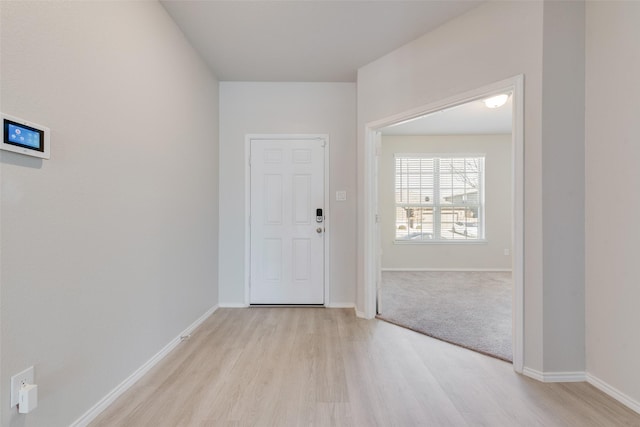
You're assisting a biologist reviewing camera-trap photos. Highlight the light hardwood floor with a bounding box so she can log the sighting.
[91,308,640,426]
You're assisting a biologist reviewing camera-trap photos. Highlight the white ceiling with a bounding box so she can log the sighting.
[160,1,482,82]
[382,96,512,136]
[160,1,501,135]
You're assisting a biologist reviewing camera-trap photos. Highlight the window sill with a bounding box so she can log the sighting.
[394,239,488,245]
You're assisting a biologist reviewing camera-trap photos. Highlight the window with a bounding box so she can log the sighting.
[395,154,485,242]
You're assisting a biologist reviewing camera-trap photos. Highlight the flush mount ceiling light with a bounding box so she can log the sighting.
[483,93,509,108]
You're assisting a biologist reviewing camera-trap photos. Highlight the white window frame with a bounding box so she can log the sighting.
[394,153,486,244]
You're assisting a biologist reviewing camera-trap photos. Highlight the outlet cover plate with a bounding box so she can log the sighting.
[10,366,34,408]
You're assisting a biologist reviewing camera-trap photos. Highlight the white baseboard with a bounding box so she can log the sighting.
[513,368,640,415]
[70,305,218,427]
[381,268,512,272]
[326,303,355,308]
[355,308,367,318]
[522,367,586,383]
[218,302,248,308]
[220,303,355,309]
[587,373,640,415]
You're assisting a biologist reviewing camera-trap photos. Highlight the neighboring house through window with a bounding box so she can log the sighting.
[394,154,485,242]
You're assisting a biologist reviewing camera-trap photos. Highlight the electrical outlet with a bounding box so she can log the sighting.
[11,366,34,408]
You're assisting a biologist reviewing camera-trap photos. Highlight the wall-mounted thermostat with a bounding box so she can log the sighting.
[1,113,50,159]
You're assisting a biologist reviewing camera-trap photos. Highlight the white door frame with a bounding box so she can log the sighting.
[245,134,331,306]
[363,75,525,373]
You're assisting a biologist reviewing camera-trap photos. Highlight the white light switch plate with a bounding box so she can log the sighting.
[11,366,34,408]
[336,190,347,201]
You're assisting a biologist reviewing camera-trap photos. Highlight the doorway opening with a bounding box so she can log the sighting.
[363,76,524,372]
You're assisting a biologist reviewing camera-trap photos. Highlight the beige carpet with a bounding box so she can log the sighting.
[378,271,512,362]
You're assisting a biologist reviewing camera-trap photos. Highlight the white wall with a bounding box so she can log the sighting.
[380,135,512,270]
[0,2,219,426]
[357,1,586,374]
[219,82,356,306]
[540,0,586,376]
[586,1,640,408]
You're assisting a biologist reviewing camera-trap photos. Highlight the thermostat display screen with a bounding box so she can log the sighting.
[1,113,50,159]
[4,120,43,151]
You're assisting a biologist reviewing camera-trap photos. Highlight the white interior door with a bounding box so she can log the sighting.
[250,138,325,304]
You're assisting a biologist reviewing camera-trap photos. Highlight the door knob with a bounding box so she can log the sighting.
[316,227,323,234]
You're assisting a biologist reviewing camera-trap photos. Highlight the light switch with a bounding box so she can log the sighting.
[336,190,347,201]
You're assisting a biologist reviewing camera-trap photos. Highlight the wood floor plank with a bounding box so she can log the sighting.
[91,308,640,426]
